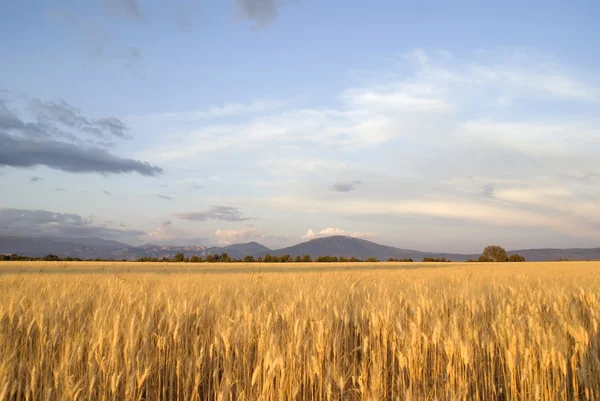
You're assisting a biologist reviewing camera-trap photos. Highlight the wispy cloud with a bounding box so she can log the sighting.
[0,208,144,240]
[302,227,378,240]
[135,49,600,244]
[176,206,250,222]
[153,194,173,201]
[29,176,43,183]
[102,0,144,20]
[331,180,362,193]
[234,0,294,28]
[215,228,264,245]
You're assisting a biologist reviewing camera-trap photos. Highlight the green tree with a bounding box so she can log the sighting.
[263,254,277,263]
[173,253,185,263]
[301,254,312,263]
[220,253,231,263]
[365,257,379,263]
[278,254,292,263]
[507,254,525,262]
[481,245,508,262]
[294,255,301,262]
[243,255,255,263]
[190,255,202,263]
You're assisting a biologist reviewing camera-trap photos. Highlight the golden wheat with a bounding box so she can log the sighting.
[0,261,599,400]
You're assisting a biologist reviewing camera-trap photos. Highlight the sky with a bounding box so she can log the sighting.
[1,0,600,252]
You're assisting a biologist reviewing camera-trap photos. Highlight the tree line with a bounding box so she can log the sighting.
[1,245,526,263]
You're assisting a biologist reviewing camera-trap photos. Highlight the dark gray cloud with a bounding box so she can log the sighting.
[102,0,144,20]
[483,185,495,198]
[236,0,293,27]
[115,47,143,67]
[0,98,162,176]
[153,194,173,201]
[0,208,145,239]
[330,180,362,193]
[30,98,129,139]
[0,101,25,130]
[176,206,251,222]
[49,11,143,68]
[191,183,203,189]
[173,1,202,31]
[0,132,162,176]
[103,190,112,195]
[29,176,43,183]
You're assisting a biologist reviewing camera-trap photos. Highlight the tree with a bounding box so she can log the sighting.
[173,253,185,263]
[263,254,277,263]
[243,255,255,263]
[477,255,490,262]
[42,254,60,261]
[481,245,508,262]
[278,254,292,263]
[294,255,301,262]
[507,254,525,262]
[301,254,312,263]
[220,253,231,263]
[205,254,215,263]
[365,257,379,263]
[190,255,202,263]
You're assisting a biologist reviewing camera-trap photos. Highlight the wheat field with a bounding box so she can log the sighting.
[1,261,599,400]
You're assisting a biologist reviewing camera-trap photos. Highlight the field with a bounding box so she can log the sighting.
[1,261,599,400]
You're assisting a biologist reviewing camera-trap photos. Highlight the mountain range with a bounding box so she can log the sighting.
[1,235,599,261]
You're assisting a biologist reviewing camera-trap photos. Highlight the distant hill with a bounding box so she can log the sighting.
[0,236,130,260]
[1,234,599,261]
[0,236,272,260]
[261,236,477,261]
[508,248,600,262]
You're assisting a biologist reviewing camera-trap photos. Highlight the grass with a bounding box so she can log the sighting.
[0,261,599,400]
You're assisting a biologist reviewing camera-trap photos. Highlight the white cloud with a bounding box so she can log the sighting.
[146,220,188,241]
[264,195,600,240]
[132,49,600,245]
[215,228,264,245]
[147,99,285,121]
[302,227,378,240]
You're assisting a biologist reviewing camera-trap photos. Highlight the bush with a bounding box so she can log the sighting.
[507,254,525,262]
[301,254,313,263]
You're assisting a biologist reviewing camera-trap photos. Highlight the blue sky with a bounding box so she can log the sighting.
[1,0,599,252]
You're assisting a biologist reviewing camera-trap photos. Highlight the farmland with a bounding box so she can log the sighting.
[1,261,599,400]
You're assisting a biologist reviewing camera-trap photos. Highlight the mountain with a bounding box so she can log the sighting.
[1,234,599,261]
[0,236,130,260]
[0,236,271,260]
[262,236,477,261]
[508,248,600,262]
[221,242,271,257]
